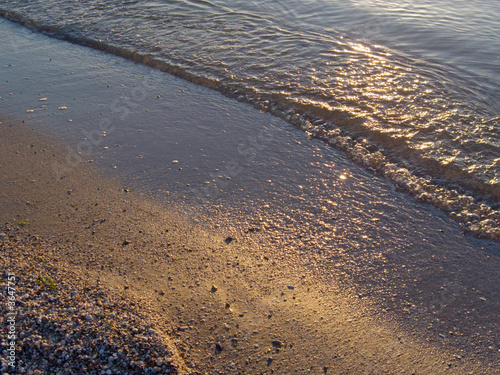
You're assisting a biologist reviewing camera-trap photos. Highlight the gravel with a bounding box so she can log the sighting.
[0,229,191,375]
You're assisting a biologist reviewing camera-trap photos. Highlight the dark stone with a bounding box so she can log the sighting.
[215,342,223,354]
[271,340,282,348]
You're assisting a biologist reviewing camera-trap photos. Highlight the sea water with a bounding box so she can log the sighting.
[1,0,499,240]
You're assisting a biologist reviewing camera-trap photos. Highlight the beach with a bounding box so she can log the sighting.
[1,120,498,374]
[1,11,500,375]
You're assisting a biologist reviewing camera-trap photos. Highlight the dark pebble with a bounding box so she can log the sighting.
[215,342,223,354]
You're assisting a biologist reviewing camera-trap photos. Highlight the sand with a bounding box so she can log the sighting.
[1,116,499,374]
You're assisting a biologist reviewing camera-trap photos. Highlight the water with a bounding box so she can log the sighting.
[0,0,499,240]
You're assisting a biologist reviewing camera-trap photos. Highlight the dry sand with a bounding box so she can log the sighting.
[1,119,498,374]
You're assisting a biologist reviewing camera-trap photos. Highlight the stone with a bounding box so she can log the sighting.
[215,343,223,354]
[271,340,283,348]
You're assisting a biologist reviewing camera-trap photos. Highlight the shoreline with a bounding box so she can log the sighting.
[1,16,499,374]
[1,14,498,242]
[1,120,499,373]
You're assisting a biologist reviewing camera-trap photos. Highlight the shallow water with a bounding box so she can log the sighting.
[0,0,499,240]
[1,18,499,364]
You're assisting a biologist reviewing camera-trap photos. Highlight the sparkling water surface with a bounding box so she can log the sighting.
[0,0,499,238]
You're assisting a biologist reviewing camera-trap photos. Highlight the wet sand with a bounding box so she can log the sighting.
[1,120,499,374]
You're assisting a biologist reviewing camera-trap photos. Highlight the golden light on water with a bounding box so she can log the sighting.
[350,42,372,53]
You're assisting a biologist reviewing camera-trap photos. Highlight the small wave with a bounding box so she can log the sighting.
[1,7,498,241]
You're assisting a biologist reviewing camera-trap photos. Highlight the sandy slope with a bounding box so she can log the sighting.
[1,119,498,374]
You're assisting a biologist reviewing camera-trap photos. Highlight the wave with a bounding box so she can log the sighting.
[0,5,499,241]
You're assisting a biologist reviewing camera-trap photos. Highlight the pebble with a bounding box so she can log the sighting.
[215,343,223,354]
[271,340,283,348]
[0,231,187,375]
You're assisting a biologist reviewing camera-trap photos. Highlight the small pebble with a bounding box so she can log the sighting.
[0,232,183,374]
[215,343,223,354]
[272,340,283,348]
